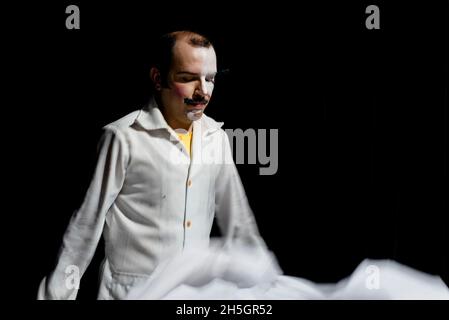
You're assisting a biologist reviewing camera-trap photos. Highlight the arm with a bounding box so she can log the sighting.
[214,130,266,249]
[38,126,129,299]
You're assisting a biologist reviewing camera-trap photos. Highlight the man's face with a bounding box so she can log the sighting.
[159,39,217,130]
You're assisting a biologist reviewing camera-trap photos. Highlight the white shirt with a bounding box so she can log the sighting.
[38,98,265,299]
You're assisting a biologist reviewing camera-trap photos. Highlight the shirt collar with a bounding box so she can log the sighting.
[135,97,224,135]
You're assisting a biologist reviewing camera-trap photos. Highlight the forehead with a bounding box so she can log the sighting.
[171,39,217,73]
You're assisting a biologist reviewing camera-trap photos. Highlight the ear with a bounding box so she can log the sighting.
[150,67,162,90]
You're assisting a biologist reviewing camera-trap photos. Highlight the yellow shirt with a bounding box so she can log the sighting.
[177,130,193,157]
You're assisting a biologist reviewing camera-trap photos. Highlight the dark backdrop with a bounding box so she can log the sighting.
[7,1,447,299]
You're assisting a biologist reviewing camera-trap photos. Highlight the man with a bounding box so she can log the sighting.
[38,31,265,299]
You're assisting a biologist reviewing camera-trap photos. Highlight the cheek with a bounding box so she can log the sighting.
[172,83,190,98]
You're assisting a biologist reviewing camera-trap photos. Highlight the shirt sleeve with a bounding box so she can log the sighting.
[214,130,267,250]
[37,126,129,300]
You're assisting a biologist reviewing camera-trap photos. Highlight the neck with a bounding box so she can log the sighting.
[168,119,193,132]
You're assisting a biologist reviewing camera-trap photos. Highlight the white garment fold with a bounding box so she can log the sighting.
[126,239,449,300]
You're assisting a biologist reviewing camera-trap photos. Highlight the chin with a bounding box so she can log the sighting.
[186,112,203,122]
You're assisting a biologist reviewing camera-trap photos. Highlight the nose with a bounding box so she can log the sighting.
[196,77,209,97]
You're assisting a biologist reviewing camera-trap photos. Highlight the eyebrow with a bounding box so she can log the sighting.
[176,71,217,77]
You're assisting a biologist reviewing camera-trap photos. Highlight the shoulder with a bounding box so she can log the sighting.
[103,110,141,131]
[96,110,143,151]
[102,110,141,135]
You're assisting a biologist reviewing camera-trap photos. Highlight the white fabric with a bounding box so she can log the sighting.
[126,239,449,300]
[38,98,265,300]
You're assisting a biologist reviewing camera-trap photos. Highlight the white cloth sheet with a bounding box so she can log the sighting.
[126,239,449,300]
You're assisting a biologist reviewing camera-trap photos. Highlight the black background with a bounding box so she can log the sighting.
[5,1,447,300]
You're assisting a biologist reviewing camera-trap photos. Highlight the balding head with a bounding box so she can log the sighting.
[152,31,214,87]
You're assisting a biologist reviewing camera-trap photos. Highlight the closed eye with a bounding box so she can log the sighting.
[181,77,194,82]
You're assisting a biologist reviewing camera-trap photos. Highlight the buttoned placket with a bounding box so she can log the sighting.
[180,120,217,250]
[181,132,192,250]
[164,123,198,250]
[164,126,191,250]
[180,121,200,250]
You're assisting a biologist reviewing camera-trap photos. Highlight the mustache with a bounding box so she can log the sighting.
[184,97,209,105]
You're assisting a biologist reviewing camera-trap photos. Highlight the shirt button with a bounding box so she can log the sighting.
[187,180,192,187]
[186,220,192,228]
